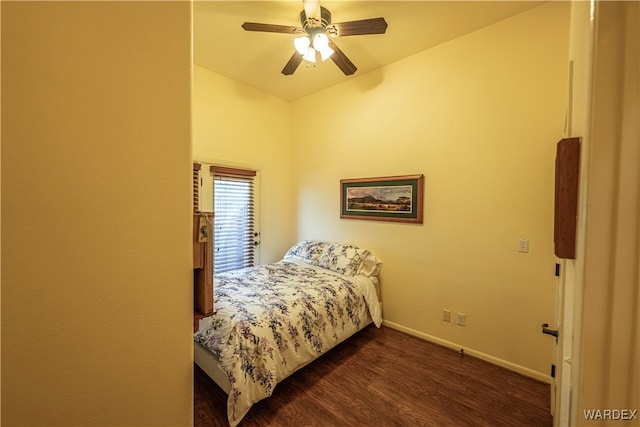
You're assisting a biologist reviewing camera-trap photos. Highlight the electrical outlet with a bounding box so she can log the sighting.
[517,238,529,253]
[456,313,466,326]
[443,309,451,322]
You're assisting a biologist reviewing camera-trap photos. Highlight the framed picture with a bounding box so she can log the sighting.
[340,174,424,223]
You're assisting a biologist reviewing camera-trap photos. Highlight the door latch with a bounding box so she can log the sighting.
[542,323,559,343]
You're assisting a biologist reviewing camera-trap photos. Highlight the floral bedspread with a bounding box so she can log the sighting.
[194,260,382,426]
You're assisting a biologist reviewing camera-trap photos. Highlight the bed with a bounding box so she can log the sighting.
[193,240,383,426]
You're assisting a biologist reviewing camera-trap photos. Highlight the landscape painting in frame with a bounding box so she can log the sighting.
[340,174,424,223]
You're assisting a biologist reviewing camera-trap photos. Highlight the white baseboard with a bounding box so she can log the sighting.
[382,320,551,384]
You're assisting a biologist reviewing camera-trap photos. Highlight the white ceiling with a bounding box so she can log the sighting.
[194,1,545,101]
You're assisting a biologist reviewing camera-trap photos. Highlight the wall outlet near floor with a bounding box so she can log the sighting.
[442,309,451,322]
[456,312,466,326]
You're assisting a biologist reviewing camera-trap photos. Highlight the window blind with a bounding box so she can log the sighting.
[211,166,256,273]
[193,162,201,212]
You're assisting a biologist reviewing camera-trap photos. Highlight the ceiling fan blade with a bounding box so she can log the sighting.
[303,0,321,20]
[328,40,357,76]
[282,52,304,75]
[241,22,301,34]
[331,17,388,36]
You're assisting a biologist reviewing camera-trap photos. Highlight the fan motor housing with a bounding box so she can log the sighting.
[300,6,332,31]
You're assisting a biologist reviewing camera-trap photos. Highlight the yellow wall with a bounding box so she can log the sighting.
[192,65,292,264]
[291,2,570,379]
[1,2,193,425]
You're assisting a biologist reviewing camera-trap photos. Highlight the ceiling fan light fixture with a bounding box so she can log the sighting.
[312,33,334,61]
[312,33,328,49]
[319,45,334,61]
[302,47,317,63]
[242,2,387,76]
[294,36,311,55]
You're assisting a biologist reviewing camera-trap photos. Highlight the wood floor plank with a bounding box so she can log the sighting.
[194,325,552,426]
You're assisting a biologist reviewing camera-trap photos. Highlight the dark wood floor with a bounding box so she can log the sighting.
[195,325,552,427]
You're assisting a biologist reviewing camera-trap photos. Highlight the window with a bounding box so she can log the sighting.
[211,166,256,273]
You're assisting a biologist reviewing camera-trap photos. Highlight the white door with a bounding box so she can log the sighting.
[552,2,596,424]
[549,137,580,424]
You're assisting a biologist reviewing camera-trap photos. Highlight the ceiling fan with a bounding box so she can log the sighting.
[241,0,388,76]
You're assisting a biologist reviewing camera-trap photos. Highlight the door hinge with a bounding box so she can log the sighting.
[551,364,556,378]
[555,263,561,277]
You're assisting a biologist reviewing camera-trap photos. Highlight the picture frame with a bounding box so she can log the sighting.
[340,174,424,223]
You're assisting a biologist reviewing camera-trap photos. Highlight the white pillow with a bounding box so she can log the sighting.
[283,240,328,263]
[284,240,382,277]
